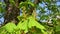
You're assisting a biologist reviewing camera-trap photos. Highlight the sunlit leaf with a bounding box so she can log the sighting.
[28,16,45,29]
[17,20,28,33]
[28,16,48,34]
[4,22,16,33]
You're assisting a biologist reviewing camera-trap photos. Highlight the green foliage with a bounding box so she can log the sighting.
[9,0,15,5]
[19,1,35,8]
[28,16,48,34]
[28,2,35,7]
[4,22,16,33]
[17,20,28,33]
[0,0,60,34]
[0,2,6,13]
[28,16,45,29]
[56,25,60,32]
[0,16,48,34]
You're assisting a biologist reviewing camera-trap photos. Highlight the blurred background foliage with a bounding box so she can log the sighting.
[0,0,60,34]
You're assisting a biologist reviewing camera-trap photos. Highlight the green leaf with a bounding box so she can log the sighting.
[41,30,48,34]
[19,2,26,8]
[28,16,45,29]
[28,2,35,7]
[0,30,7,34]
[15,30,21,34]
[28,17,36,28]
[17,20,28,33]
[4,22,16,33]
[19,1,35,8]
[0,26,5,33]
[28,16,48,34]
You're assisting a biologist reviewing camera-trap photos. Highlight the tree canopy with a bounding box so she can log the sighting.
[0,0,60,34]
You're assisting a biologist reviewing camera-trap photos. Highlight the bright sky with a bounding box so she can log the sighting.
[56,2,60,5]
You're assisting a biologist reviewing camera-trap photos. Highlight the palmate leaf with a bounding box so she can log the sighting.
[17,21,23,29]
[28,16,48,34]
[4,22,16,33]
[28,16,45,29]
[17,20,28,33]
[28,17,35,28]
[0,16,48,34]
